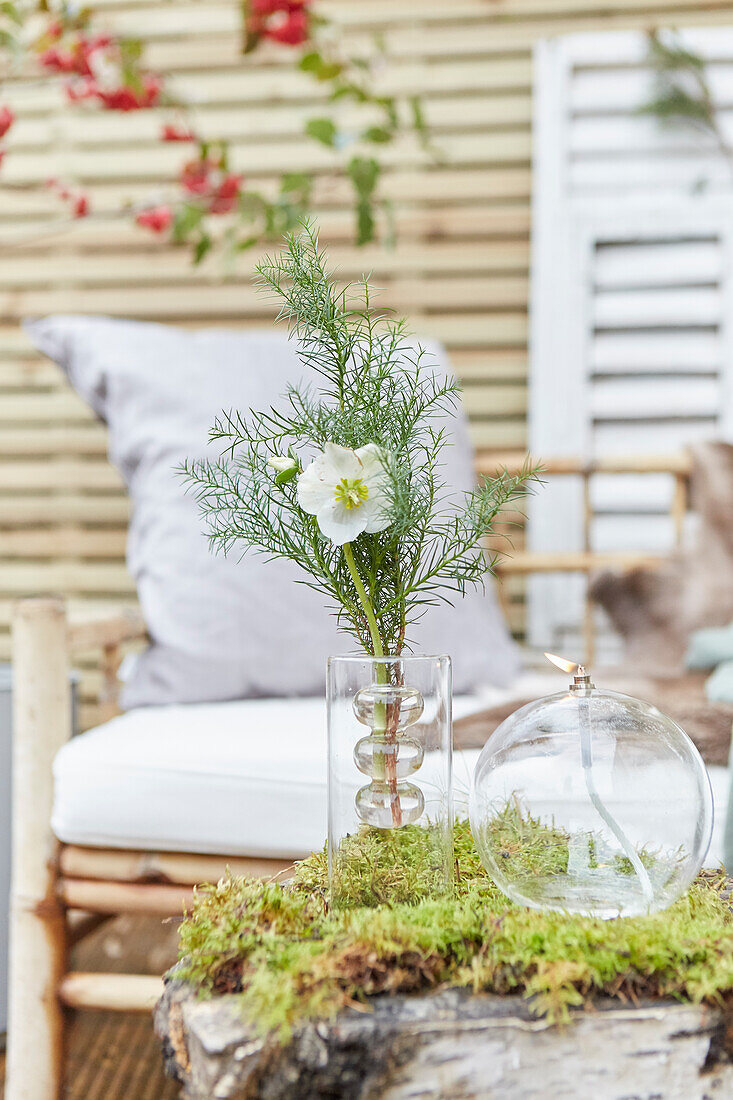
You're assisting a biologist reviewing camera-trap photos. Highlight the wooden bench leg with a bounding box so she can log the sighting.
[7,599,72,1100]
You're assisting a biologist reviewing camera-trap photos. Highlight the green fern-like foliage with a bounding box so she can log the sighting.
[181,221,535,655]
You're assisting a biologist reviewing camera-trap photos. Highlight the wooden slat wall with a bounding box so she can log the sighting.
[3,0,733,724]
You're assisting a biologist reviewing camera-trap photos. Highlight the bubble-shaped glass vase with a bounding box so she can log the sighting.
[328,654,453,909]
[469,675,713,918]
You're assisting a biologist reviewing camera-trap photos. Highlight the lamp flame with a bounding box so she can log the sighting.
[544,652,581,675]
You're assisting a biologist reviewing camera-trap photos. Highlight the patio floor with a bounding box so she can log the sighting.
[0,1011,179,1098]
[1,915,181,1098]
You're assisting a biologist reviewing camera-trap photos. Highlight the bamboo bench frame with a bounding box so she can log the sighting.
[479,451,693,665]
[7,599,293,1099]
[5,450,693,1099]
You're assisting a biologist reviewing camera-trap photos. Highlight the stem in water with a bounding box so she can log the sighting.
[343,542,402,827]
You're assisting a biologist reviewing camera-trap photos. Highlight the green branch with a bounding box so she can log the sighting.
[182,221,537,657]
[342,541,383,657]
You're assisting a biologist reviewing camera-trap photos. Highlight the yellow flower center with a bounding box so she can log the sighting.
[334,477,369,510]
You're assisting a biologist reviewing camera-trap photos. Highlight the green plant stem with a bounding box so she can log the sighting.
[342,541,383,659]
[342,542,402,826]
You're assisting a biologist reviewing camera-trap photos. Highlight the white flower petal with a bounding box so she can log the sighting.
[355,442,383,469]
[359,446,388,492]
[360,486,390,533]
[354,444,391,533]
[297,459,335,515]
[323,442,363,480]
[316,500,367,545]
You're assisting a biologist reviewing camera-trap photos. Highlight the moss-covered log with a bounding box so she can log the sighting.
[168,825,733,1035]
[157,825,733,1096]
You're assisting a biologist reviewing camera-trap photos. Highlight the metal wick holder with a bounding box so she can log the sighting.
[569,666,595,695]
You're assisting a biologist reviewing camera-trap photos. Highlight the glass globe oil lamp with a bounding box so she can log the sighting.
[469,655,714,918]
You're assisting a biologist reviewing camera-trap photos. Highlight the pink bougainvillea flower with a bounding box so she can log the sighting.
[45,178,91,218]
[45,178,69,200]
[97,74,162,111]
[0,106,14,139]
[180,157,214,194]
[265,8,309,45]
[69,42,94,77]
[136,206,173,233]
[40,31,114,77]
[96,86,139,111]
[42,41,88,76]
[252,0,309,12]
[65,77,99,103]
[161,123,196,142]
[89,34,113,52]
[208,173,243,214]
[39,47,74,73]
[246,0,310,47]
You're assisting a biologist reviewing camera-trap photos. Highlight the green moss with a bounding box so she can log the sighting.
[476,797,671,884]
[325,822,453,909]
[176,821,733,1041]
[478,797,571,879]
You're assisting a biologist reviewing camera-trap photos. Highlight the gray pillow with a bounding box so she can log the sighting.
[25,315,520,705]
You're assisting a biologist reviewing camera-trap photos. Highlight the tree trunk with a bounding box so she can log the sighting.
[155,971,733,1099]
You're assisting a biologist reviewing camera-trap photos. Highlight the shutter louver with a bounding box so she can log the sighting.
[530,28,733,653]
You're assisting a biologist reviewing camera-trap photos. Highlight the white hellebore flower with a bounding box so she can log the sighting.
[297,442,391,545]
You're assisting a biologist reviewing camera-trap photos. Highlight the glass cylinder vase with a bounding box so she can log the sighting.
[327,654,453,909]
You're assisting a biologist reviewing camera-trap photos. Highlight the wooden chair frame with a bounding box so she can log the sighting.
[5,450,692,1098]
[6,599,293,1099]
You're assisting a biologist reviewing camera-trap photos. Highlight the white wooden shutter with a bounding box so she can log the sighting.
[530,29,733,652]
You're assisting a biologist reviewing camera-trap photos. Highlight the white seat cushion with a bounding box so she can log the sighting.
[53,681,729,867]
[52,696,487,858]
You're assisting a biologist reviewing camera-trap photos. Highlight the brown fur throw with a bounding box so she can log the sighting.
[590,442,733,677]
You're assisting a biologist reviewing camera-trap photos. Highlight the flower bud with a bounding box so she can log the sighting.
[268,454,299,485]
